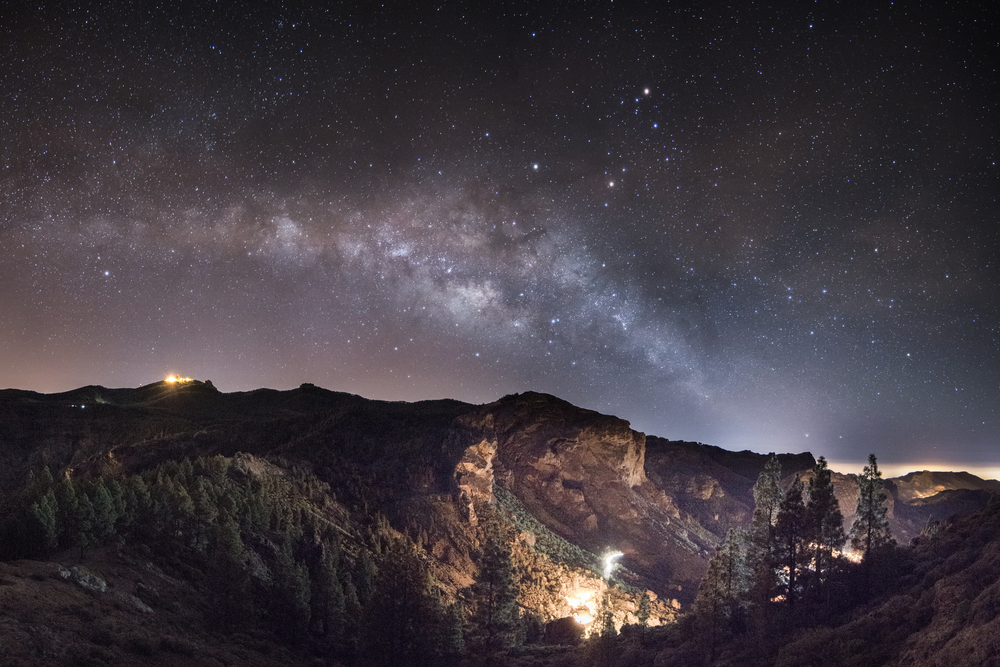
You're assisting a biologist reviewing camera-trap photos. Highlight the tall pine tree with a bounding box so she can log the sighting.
[745,454,782,618]
[695,527,749,635]
[360,540,446,667]
[272,534,312,641]
[310,543,347,641]
[774,475,807,605]
[806,456,845,593]
[468,507,520,658]
[850,453,893,560]
[28,489,59,554]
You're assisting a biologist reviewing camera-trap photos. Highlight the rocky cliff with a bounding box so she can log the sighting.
[444,393,727,607]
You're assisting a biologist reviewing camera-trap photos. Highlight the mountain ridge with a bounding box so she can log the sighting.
[1,380,997,665]
[2,381,993,587]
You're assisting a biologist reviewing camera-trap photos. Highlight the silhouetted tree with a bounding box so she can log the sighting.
[88,479,118,544]
[468,508,520,658]
[310,543,346,641]
[774,475,807,605]
[806,456,845,594]
[24,466,55,500]
[27,489,59,554]
[272,534,312,641]
[442,601,466,663]
[73,491,96,557]
[850,453,893,560]
[54,475,80,548]
[342,573,363,649]
[745,454,782,620]
[209,513,254,629]
[695,527,749,644]
[122,476,152,539]
[360,540,445,667]
[354,548,378,607]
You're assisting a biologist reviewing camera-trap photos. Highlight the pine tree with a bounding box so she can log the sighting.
[54,475,80,548]
[468,509,520,658]
[360,540,445,667]
[342,573,363,649]
[190,476,219,550]
[636,591,651,628]
[598,592,617,638]
[310,543,346,641]
[774,475,807,605]
[209,514,253,629]
[695,528,749,634]
[850,453,893,560]
[105,478,128,532]
[171,482,196,541]
[354,548,377,607]
[442,601,466,661]
[272,534,312,641]
[745,454,782,616]
[806,456,845,592]
[588,592,618,667]
[28,489,59,554]
[89,479,118,545]
[25,466,56,500]
[73,491,96,557]
[123,476,152,539]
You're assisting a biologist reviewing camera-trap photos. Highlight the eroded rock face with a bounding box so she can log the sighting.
[452,393,716,603]
[454,438,497,525]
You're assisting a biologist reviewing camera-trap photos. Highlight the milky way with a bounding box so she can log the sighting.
[2,2,998,471]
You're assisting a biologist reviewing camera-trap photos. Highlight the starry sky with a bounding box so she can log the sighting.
[2,1,998,473]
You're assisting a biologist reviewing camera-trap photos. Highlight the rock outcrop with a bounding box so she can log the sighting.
[451,394,722,603]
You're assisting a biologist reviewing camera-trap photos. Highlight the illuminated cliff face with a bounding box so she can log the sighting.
[556,576,676,637]
[507,534,678,637]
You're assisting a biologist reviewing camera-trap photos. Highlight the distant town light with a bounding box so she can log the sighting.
[165,375,194,384]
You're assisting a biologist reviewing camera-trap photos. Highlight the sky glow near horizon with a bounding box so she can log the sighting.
[1,2,997,473]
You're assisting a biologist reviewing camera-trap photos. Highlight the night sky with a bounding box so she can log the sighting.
[3,2,998,474]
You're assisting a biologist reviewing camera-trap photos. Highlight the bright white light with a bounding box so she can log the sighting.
[604,552,623,579]
[565,589,596,625]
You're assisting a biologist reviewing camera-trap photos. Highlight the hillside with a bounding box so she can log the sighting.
[1,380,997,665]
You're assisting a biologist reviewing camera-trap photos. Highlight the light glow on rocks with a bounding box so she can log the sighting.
[565,589,596,625]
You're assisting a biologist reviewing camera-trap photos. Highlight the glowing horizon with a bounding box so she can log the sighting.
[826,460,1000,482]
